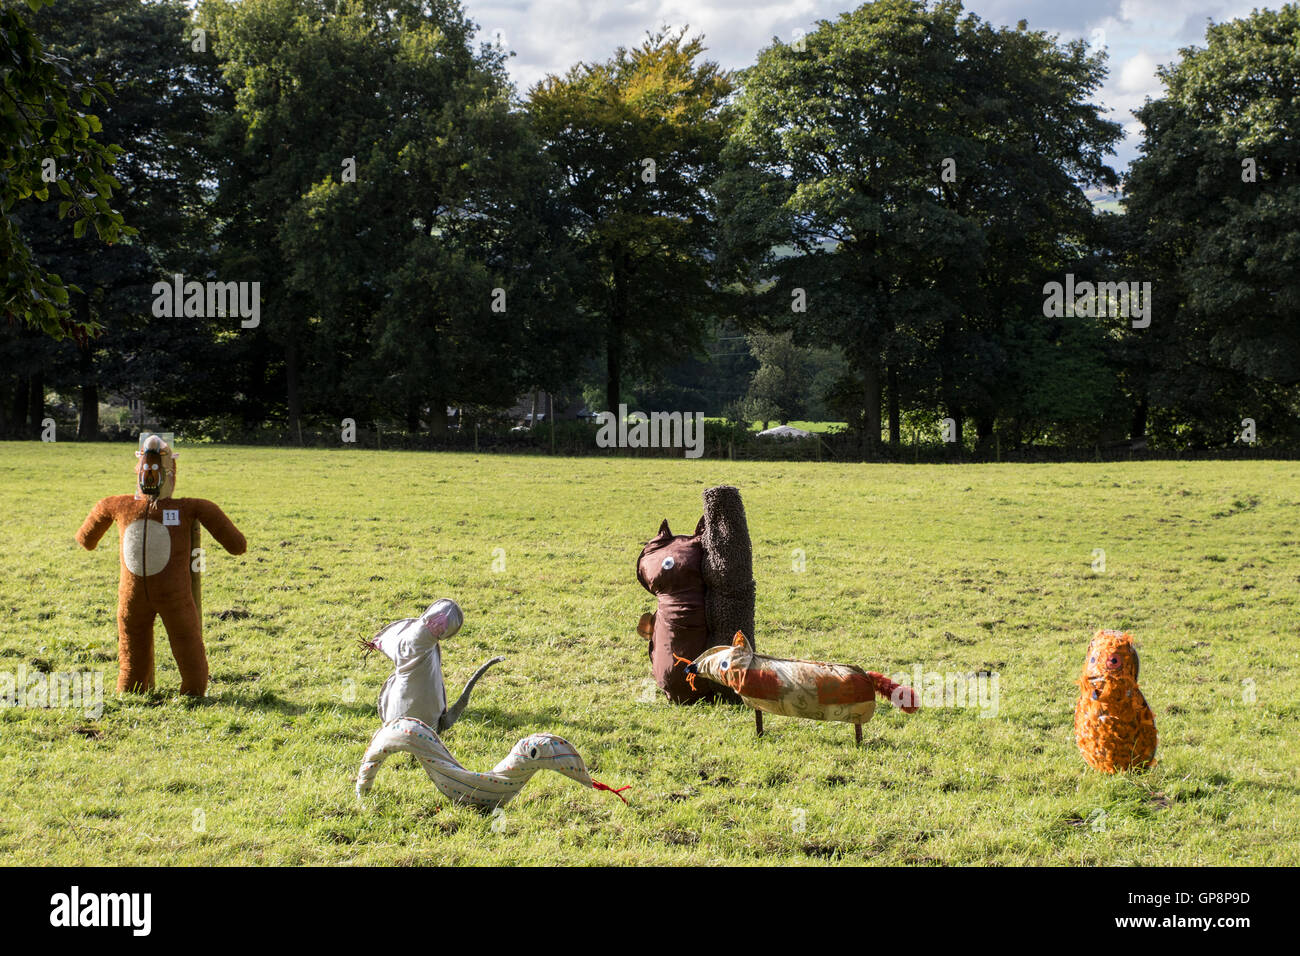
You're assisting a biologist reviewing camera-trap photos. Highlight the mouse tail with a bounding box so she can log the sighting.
[440,655,506,732]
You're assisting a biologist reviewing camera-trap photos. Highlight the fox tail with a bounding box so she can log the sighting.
[867,672,920,713]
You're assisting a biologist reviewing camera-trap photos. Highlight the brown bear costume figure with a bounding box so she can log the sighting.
[75,435,247,696]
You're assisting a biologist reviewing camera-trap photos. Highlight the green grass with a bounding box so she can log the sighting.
[2,444,1297,865]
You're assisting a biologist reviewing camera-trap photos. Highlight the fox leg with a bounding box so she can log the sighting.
[159,599,208,697]
[855,722,863,745]
[117,597,157,693]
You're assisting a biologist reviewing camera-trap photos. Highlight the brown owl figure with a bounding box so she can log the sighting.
[1074,629,1157,772]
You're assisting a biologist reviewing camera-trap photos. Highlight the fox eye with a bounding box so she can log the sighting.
[661,556,675,570]
[719,660,729,671]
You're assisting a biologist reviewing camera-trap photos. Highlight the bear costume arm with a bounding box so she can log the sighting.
[75,497,118,550]
[191,499,247,555]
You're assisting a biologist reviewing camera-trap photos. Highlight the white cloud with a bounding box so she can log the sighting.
[465,0,1281,169]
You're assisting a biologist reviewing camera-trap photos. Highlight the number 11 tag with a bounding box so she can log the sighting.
[163,509,180,526]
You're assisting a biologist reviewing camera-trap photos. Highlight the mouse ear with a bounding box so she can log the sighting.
[655,519,672,540]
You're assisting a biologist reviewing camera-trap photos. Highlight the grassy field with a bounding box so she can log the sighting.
[1,443,1297,865]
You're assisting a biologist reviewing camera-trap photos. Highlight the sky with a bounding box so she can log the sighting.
[463,0,1271,176]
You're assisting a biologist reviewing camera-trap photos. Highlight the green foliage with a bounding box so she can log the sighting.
[2,0,229,438]
[0,0,131,337]
[741,330,810,426]
[720,0,1121,451]
[1126,3,1300,446]
[195,0,585,433]
[529,28,736,413]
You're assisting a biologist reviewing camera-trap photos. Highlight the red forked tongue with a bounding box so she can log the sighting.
[592,781,632,805]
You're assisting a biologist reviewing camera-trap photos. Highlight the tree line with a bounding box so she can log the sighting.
[3,0,1297,455]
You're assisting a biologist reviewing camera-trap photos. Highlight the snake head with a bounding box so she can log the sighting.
[506,734,593,787]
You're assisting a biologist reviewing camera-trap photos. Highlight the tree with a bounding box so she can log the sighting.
[6,0,228,439]
[0,0,128,341]
[529,28,735,415]
[1125,4,1300,447]
[202,0,581,436]
[720,0,1120,456]
[742,331,809,427]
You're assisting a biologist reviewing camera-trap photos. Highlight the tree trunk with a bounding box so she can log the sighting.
[939,318,961,457]
[5,378,23,439]
[285,333,302,444]
[27,368,45,439]
[78,341,99,440]
[887,363,900,449]
[1130,395,1149,445]
[945,401,963,457]
[606,247,627,413]
[429,392,448,438]
[863,361,882,459]
[975,414,995,457]
[605,320,621,414]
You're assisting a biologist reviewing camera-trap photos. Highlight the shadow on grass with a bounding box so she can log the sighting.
[463,703,567,730]
[185,690,376,719]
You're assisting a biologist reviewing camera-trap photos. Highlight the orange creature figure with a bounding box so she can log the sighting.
[75,436,247,696]
[1074,629,1157,772]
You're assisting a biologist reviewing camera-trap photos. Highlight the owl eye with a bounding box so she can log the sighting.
[661,556,675,570]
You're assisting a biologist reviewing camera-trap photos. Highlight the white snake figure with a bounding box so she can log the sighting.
[355,717,630,812]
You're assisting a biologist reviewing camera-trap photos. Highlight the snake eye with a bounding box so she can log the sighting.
[529,747,537,759]
[661,556,675,570]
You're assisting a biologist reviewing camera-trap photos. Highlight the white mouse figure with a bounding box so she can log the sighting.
[365,598,504,732]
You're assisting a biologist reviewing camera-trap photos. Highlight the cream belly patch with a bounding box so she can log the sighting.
[121,518,171,577]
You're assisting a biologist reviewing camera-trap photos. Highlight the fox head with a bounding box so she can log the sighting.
[684,631,755,689]
[636,517,706,596]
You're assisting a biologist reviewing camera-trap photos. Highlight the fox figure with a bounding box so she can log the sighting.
[1074,629,1157,772]
[686,631,919,744]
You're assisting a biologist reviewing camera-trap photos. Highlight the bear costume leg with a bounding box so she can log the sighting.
[158,600,207,696]
[117,598,157,693]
